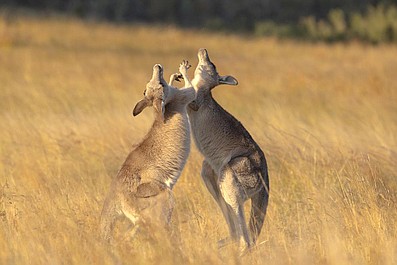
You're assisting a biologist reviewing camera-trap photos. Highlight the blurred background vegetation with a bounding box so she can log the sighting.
[1,0,397,43]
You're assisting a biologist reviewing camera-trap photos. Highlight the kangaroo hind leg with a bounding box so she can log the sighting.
[249,185,269,244]
[100,195,121,243]
[218,164,251,254]
[201,160,238,247]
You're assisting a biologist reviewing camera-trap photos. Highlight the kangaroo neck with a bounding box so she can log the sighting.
[189,91,220,112]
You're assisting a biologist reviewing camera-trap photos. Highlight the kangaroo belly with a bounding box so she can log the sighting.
[191,126,250,172]
[158,114,191,189]
[189,108,254,170]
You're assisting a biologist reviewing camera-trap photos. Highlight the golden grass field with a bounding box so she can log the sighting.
[1,14,397,264]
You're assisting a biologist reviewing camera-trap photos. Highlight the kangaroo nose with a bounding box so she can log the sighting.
[198,48,210,63]
[150,64,163,82]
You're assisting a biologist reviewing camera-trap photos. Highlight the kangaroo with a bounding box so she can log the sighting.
[100,62,195,242]
[179,49,269,253]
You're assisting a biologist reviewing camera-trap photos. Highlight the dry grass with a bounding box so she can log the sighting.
[1,14,397,264]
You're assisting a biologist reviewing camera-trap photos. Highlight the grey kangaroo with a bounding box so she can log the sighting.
[179,49,269,253]
[100,62,195,242]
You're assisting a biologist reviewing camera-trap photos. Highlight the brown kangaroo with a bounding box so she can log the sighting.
[179,49,269,254]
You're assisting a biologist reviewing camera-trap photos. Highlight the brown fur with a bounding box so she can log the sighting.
[180,49,269,253]
[100,62,195,242]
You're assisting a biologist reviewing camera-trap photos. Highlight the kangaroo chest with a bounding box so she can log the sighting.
[188,108,238,171]
[155,112,191,189]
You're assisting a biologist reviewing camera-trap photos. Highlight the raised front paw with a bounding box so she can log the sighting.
[168,73,183,86]
[171,73,183,82]
[179,60,191,76]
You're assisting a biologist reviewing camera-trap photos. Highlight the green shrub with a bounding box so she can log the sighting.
[385,5,397,41]
[317,20,333,40]
[298,4,397,43]
[350,13,366,39]
[254,21,278,36]
[299,16,318,40]
[350,4,397,43]
[366,5,389,43]
[254,20,295,38]
[328,9,347,40]
[204,18,225,31]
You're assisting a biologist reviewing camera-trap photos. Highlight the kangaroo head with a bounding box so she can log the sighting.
[192,48,238,92]
[133,64,169,121]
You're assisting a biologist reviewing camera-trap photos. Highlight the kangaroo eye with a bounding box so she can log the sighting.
[143,90,145,96]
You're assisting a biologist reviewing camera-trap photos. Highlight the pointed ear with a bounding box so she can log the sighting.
[219,75,238,86]
[133,98,150,116]
[153,98,165,122]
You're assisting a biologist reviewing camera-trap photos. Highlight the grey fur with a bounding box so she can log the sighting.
[180,49,269,253]
[100,62,195,242]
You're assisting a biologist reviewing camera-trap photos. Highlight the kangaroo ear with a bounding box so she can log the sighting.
[133,98,150,116]
[219,75,238,86]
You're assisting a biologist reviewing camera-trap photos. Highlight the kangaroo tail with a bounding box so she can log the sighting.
[249,172,269,244]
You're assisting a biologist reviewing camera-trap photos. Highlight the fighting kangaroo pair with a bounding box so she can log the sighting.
[100,49,270,254]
